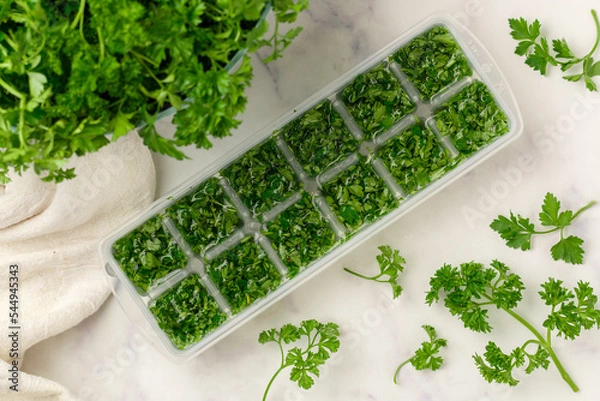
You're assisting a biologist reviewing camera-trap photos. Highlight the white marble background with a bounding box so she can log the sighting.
[24,0,600,400]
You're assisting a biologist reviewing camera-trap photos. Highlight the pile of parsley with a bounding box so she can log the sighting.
[0,0,309,184]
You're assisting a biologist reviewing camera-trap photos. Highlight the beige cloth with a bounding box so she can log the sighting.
[0,133,156,400]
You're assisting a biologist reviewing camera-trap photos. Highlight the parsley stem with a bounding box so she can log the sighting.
[503,308,579,392]
[572,200,596,220]
[262,364,289,401]
[393,357,413,384]
[0,76,25,99]
[343,267,382,281]
[585,10,600,59]
[70,0,86,32]
[532,227,560,235]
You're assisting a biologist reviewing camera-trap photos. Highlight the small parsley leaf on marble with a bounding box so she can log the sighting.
[393,325,447,384]
[490,193,595,264]
[259,319,340,401]
[344,245,406,298]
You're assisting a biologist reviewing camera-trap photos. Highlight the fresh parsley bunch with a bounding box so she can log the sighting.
[259,319,340,401]
[427,260,600,392]
[509,10,600,91]
[490,193,595,264]
[0,0,309,184]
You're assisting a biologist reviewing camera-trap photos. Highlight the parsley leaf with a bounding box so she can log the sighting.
[393,324,447,384]
[490,192,595,264]
[343,245,406,298]
[509,10,600,91]
[259,319,340,401]
[428,260,600,392]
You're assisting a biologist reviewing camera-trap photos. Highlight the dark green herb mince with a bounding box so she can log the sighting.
[280,100,358,177]
[166,178,240,256]
[150,274,228,350]
[341,63,415,138]
[207,237,282,314]
[377,124,453,195]
[112,215,187,293]
[222,139,298,217]
[394,26,473,100]
[434,81,509,155]
[322,162,398,233]
[263,192,338,278]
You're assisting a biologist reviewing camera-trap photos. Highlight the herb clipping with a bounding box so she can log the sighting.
[343,245,406,298]
[427,260,600,392]
[0,0,309,183]
[509,9,600,91]
[393,325,447,384]
[491,193,595,264]
[259,320,340,401]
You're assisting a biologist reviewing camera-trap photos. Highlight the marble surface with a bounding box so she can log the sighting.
[24,0,600,400]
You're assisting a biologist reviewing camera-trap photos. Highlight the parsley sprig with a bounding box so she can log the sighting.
[343,245,406,298]
[427,260,600,392]
[393,324,447,384]
[259,320,340,401]
[490,193,595,264]
[509,10,600,91]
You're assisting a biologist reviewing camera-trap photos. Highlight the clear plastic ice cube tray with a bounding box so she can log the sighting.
[100,12,523,362]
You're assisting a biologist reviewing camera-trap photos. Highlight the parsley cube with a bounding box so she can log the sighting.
[207,237,282,314]
[263,192,338,278]
[322,162,398,233]
[377,124,453,195]
[435,81,509,155]
[341,63,415,138]
[394,26,473,100]
[150,274,228,350]
[223,139,298,218]
[113,215,187,293]
[280,100,358,177]
[167,177,241,256]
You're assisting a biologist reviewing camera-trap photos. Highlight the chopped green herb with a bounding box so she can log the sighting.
[341,63,415,138]
[150,274,228,350]
[377,124,453,195]
[322,162,398,233]
[222,139,298,217]
[263,192,338,278]
[394,26,473,100]
[490,192,596,264]
[166,178,240,256]
[435,81,509,155]
[343,245,406,298]
[427,260,600,392]
[207,237,282,314]
[508,10,600,91]
[393,325,447,384]
[259,319,341,401]
[280,100,358,176]
[112,215,187,293]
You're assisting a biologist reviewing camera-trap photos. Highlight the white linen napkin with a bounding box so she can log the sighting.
[0,132,156,400]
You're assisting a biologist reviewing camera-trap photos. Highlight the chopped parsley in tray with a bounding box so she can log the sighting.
[341,63,415,138]
[377,124,454,195]
[434,81,509,155]
[166,177,241,256]
[322,162,398,233]
[150,274,228,350]
[207,237,282,314]
[394,26,473,100]
[222,139,298,218]
[112,215,187,293]
[280,100,358,177]
[263,192,338,278]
